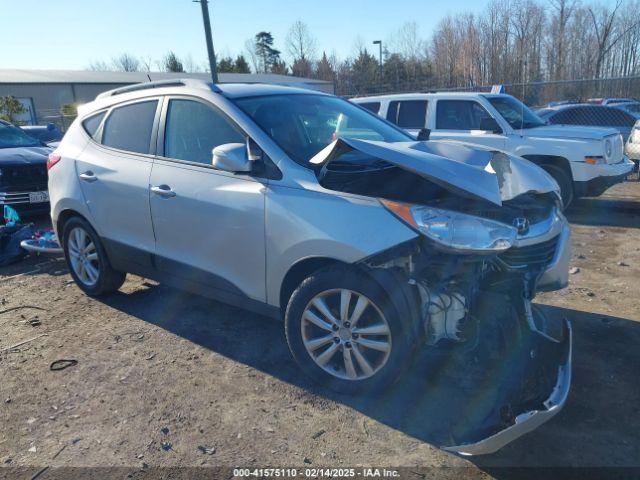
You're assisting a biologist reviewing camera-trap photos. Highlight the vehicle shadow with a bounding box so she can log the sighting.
[100,285,640,469]
[566,196,640,228]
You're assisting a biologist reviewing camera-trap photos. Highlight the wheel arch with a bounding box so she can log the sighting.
[521,154,573,180]
[56,209,94,245]
[279,257,350,312]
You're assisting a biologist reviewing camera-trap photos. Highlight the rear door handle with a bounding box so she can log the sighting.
[150,185,176,198]
[79,171,97,182]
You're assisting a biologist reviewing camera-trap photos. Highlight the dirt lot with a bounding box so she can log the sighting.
[1,182,639,478]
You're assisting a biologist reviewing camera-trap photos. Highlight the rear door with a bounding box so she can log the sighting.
[385,100,428,137]
[429,99,506,149]
[76,99,160,268]
[148,96,267,302]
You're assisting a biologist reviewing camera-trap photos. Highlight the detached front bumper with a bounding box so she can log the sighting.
[443,319,572,456]
[572,157,634,198]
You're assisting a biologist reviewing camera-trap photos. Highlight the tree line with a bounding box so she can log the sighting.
[88,0,640,96]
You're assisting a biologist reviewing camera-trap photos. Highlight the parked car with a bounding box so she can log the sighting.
[610,101,640,119]
[20,123,63,146]
[352,93,634,207]
[537,103,636,142]
[49,79,572,455]
[587,97,636,105]
[625,119,640,177]
[0,120,51,216]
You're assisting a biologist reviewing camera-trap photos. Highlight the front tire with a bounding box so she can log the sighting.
[62,216,125,296]
[285,265,415,394]
[543,165,574,209]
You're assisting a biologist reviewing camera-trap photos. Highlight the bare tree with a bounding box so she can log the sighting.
[111,53,141,72]
[285,20,317,63]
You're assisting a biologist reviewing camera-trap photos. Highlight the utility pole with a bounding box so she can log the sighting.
[373,40,383,83]
[197,0,218,83]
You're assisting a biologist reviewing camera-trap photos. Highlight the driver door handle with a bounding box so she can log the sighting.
[150,185,176,198]
[79,171,97,183]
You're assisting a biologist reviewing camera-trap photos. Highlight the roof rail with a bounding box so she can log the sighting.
[96,78,220,99]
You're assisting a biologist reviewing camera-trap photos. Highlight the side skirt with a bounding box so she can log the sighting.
[102,238,281,320]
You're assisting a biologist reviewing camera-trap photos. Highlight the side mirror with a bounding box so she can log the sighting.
[211,143,252,173]
[479,117,502,134]
[417,128,431,141]
[46,123,56,131]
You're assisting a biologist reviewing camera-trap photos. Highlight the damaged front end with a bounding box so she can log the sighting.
[314,138,572,454]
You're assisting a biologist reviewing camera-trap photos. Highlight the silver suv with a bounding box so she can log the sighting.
[48,80,571,454]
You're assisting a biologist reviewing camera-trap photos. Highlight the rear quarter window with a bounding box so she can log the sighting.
[358,102,381,114]
[101,100,158,154]
[82,111,106,138]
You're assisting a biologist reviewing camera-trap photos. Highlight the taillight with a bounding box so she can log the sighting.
[47,154,61,170]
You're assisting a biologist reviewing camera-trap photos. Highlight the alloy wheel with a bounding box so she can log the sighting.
[67,227,100,286]
[301,289,392,381]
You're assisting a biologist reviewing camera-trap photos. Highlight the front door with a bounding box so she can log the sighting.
[149,97,267,302]
[429,99,507,150]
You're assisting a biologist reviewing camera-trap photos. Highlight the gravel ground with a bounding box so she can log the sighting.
[1,182,639,478]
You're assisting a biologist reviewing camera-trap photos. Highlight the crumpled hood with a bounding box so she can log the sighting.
[310,138,559,206]
[0,146,51,166]
[520,124,619,141]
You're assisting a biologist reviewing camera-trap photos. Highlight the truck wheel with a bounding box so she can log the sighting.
[285,265,415,394]
[62,216,126,296]
[543,165,573,209]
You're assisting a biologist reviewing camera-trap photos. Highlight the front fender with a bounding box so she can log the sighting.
[265,185,417,307]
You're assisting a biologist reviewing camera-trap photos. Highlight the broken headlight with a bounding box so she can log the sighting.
[381,200,517,252]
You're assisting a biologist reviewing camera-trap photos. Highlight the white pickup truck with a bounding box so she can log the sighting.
[352,92,635,207]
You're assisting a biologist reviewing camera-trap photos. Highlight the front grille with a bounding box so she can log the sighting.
[498,235,559,268]
[0,164,48,188]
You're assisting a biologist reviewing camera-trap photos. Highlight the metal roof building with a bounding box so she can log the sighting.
[0,69,334,127]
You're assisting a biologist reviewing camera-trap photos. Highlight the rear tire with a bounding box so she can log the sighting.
[62,216,125,296]
[543,165,574,209]
[284,265,415,394]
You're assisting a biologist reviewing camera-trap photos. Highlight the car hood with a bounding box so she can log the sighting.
[520,124,619,140]
[310,138,559,206]
[0,146,51,165]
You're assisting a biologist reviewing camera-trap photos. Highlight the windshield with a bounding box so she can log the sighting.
[0,122,41,148]
[487,96,546,130]
[233,94,412,164]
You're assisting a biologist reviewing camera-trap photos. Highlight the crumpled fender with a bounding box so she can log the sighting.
[310,138,559,206]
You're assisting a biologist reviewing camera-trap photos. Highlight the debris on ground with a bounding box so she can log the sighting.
[618,261,630,267]
[312,429,326,439]
[161,441,172,451]
[1,333,48,353]
[49,359,78,372]
[570,267,580,274]
[197,445,216,455]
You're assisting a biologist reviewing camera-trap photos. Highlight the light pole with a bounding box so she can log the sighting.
[373,40,382,83]
[196,0,218,83]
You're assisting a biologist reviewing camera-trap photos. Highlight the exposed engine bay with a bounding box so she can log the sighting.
[361,237,570,452]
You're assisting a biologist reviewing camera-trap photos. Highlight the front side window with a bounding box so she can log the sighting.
[163,99,245,165]
[487,96,546,129]
[0,121,41,148]
[233,94,411,165]
[435,100,492,130]
[102,100,158,154]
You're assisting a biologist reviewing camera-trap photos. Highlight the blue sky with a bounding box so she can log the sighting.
[1,0,487,70]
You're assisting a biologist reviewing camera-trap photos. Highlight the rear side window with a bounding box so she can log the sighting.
[436,100,491,130]
[358,102,380,114]
[398,101,428,129]
[163,99,244,165]
[82,111,106,138]
[102,100,158,154]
